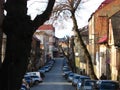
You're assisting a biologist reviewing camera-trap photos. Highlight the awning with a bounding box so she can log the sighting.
[98,35,108,44]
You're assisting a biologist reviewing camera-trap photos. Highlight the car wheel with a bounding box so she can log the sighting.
[35,80,39,84]
[72,83,74,86]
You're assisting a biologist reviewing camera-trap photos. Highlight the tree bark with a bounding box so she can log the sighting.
[1,0,55,90]
[71,12,98,80]
[70,36,76,73]
[0,0,4,90]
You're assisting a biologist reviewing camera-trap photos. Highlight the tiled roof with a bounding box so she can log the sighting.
[97,0,113,10]
[89,0,114,21]
[38,24,54,31]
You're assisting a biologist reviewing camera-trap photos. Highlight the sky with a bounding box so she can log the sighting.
[27,0,105,38]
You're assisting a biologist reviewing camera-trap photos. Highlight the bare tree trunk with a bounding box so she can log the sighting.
[1,32,33,90]
[71,12,98,80]
[53,0,97,79]
[0,0,4,90]
[0,0,4,67]
[1,0,55,90]
[70,36,76,73]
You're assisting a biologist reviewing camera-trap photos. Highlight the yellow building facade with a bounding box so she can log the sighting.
[88,0,120,81]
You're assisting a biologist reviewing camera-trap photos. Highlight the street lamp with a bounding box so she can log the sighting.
[75,52,79,73]
[75,52,79,57]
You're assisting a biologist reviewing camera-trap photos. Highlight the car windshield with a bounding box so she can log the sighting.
[85,81,96,86]
[101,82,119,89]
[24,77,30,80]
[69,73,74,76]
[31,76,39,78]
[75,76,80,79]
[78,77,90,82]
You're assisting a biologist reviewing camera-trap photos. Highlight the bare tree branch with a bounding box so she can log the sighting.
[33,0,55,29]
[74,0,81,11]
[50,0,98,79]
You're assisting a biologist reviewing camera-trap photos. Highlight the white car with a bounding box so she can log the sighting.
[25,72,43,85]
[30,75,43,85]
[26,72,40,77]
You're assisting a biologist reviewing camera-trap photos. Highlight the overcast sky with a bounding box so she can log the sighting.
[27,0,105,38]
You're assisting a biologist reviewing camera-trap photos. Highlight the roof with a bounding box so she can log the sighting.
[89,0,114,21]
[38,24,54,31]
[97,0,113,11]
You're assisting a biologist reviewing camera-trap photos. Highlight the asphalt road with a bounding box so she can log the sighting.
[30,58,75,90]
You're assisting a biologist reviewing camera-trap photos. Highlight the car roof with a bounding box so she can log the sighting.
[31,75,39,77]
[79,75,90,78]
[98,80,119,83]
[85,79,97,82]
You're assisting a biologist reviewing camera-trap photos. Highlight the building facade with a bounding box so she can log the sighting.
[88,0,120,80]
[35,24,56,61]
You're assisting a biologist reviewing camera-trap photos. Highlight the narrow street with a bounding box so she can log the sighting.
[30,58,75,90]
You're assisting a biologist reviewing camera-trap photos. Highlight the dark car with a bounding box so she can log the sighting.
[96,80,120,90]
[43,65,51,72]
[77,79,97,90]
[62,69,71,76]
[24,76,33,87]
[72,74,82,86]
[62,65,70,71]
[38,68,46,73]
[67,72,74,82]
[64,71,72,79]
[76,76,91,89]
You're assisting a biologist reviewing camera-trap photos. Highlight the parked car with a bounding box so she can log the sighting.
[64,71,72,79]
[62,69,71,76]
[47,60,55,65]
[38,68,46,73]
[76,75,90,89]
[20,84,28,90]
[72,74,81,86]
[25,72,43,85]
[20,79,30,90]
[96,80,120,90]
[24,75,34,87]
[62,65,70,71]
[67,72,74,82]
[43,65,51,72]
[31,75,43,85]
[77,79,97,90]
[62,60,68,67]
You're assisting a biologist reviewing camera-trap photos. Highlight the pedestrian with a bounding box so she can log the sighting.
[100,73,107,80]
